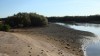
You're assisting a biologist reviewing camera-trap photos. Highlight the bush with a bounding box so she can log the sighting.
[0,24,10,32]
[0,24,3,30]
[29,13,48,26]
[5,12,48,27]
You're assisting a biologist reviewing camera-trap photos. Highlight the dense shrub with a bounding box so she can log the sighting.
[0,24,3,30]
[0,24,10,32]
[47,15,100,23]
[29,13,48,26]
[5,12,48,28]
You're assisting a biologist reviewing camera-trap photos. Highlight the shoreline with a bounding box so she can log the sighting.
[0,23,95,56]
[11,23,95,56]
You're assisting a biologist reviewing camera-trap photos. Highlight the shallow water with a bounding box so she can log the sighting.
[56,23,100,56]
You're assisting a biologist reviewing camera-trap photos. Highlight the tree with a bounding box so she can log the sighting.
[5,12,48,28]
[0,24,10,32]
[29,13,48,26]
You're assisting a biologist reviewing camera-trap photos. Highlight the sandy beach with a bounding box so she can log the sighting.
[0,23,95,56]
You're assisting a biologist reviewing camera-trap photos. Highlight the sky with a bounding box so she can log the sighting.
[0,0,100,18]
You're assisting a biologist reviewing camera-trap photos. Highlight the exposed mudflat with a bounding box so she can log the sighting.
[0,23,95,56]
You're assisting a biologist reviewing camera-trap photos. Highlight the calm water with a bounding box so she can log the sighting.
[56,23,100,56]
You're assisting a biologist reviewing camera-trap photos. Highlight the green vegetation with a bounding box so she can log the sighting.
[1,12,100,32]
[47,15,100,23]
[0,24,10,32]
[4,12,48,28]
[0,12,48,32]
[0,18,1,21]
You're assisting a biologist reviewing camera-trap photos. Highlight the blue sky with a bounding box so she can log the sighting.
[0,0,100,18]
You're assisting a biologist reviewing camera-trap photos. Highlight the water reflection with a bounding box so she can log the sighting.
[75,23,100,28]
[63,23,100,36]
[56,23,100,56]
[66,23,100,56]
[86,42,100,56]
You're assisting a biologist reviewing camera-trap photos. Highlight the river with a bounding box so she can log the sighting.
[56,23,100,56]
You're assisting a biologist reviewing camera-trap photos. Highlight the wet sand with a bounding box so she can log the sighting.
[0,23,95,56]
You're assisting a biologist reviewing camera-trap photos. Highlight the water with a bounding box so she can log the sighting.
[56,23,100,56]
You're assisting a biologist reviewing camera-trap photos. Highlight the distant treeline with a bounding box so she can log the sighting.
[0,12,48,28]
[1,14,100,28]
[47,15,100,23]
